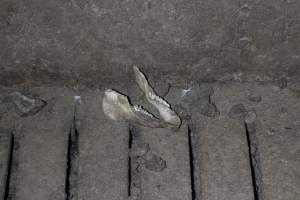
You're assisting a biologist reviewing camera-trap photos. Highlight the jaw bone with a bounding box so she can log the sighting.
[133,66,181,128]
[102,89,167,128]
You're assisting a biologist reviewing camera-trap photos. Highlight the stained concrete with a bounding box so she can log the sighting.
[131,124,192,200]
[0,0,299,87]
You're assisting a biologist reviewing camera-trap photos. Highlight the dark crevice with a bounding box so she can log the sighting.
[128,125,142,200]
[65,128,71,199]
[65,114,79,200]
[187,126,196,200]
[4,134,14,200]
[244,122,263,200]
[128,127,133,196]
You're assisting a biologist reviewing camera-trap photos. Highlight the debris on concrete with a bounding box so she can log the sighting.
[132,125,192,200]
[103,66,181,130]
[129,141,167,200]
[102,89,169,128]
[166,82,219,118]
[144,152,167,172]
[8,92,46,117]
[228,103,247,120]
[133,66,181,128]
[130,142,166,173]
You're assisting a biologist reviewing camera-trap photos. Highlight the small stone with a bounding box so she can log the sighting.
[9,92,47,117]
[228,104,247,120]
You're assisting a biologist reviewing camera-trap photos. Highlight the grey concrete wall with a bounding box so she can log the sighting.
[0,0,299,86]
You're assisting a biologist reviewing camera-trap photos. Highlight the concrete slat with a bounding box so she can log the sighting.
[199,82,300,200]
[250,85,300,200]
[76,89,129,200]
[131,124,192,200]
[0,132,12,200]
[191,83,255,200]
[11,87,74,200]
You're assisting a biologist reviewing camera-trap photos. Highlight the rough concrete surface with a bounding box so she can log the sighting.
[1,0,300,194]
[75,89,129,200]
[0,132,12,200]
[131,124,192,200]
[0,0,300,87]
[253,85,300,200]
[0,80,299,200]
[205,82,300,200]
[0,87,75,200]
[13,88,74,200]
[190,87,255,200]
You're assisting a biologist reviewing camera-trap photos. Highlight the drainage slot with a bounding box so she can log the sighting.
[4,133,14,200]
[187,126,196,200]
[128,125,142,200]
[65,117,79,200]
[244,122,263,200]
[128,127,133,196]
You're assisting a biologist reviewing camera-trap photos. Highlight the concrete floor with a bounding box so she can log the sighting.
[0,81,299,200]
[0,0,300,199]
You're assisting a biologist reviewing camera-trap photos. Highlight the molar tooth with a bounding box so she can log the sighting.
[155,95,170,107]
[133,105,154,118]
[149,92,155,100]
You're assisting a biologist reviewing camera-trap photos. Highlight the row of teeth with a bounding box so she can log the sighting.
[149,92,170,108]
[133,105,154,118]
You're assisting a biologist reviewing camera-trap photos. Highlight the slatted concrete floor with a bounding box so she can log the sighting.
[0,82,299,200]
